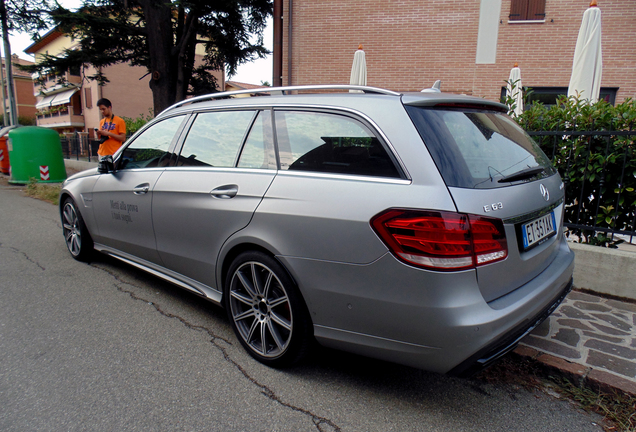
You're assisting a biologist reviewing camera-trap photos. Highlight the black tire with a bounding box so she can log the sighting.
[61,197,94,262]
[224,251,312,367]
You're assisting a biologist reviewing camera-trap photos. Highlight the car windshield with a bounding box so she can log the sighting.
[404,106,556,189]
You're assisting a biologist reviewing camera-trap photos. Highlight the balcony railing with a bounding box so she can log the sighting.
[36,106,84,128]
[36,107,69,118]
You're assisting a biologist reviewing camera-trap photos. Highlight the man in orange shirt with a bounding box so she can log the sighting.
[96,98,126,156]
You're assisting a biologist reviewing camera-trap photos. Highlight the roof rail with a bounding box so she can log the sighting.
[159,84,402,115]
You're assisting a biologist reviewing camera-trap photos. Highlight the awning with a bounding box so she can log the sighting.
[35,95,55,109]
[51,88,79,106]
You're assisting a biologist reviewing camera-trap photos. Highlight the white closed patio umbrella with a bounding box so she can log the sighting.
[349,44,367,91]
[506,63,523,117]
[567,0,603,103]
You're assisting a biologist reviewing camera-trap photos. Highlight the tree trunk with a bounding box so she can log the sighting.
[175,11,198,102]
[139,0,175,114]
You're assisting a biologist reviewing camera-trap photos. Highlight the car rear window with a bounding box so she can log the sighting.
[404,106,556,189]
[274,111,402,178]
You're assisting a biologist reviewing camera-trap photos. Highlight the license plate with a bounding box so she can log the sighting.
[522,212,557,249]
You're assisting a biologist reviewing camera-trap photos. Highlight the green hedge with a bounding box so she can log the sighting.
[513,96,636,247]
[122,109,154,137]
[0,115,36,126]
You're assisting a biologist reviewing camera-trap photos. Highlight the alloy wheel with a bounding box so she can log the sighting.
[229,261,293,358]
[63,202,82,256]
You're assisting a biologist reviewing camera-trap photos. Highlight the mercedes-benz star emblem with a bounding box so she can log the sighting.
[540,184,549,201]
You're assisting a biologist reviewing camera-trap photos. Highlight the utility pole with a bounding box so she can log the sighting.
[0,0,18,126]
[0,54,7,126]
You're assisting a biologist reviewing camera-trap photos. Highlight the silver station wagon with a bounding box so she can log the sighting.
[60,85,574,376]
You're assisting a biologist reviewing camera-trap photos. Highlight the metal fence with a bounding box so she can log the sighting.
[60,133,100,162]
[528,129,636,244]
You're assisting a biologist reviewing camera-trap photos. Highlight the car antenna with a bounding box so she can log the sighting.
[421,80,442,93]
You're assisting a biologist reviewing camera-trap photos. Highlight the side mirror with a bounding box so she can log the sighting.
[98,155,114,174]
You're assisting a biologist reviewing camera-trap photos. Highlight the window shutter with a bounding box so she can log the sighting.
[84,87,92,108]
[509,0,527,20]
[509,0,546,21]
[527,0,546,20]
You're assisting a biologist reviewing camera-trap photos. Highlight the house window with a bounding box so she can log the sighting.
[69,65,81,76]
[509,0,546,21]
[500,87,619,107]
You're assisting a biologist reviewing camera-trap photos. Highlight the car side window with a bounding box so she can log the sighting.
[118,115,185,170]
[177,110,255,167]
[274,111,401,178]
[237,110,276,169]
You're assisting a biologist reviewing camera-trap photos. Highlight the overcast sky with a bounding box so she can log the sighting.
[7,1,273,86]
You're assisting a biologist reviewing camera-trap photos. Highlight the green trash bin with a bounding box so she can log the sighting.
[8,126,67,184]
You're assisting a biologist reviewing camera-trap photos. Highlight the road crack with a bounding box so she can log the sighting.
[1,244,46,270]
[93,264,341,432]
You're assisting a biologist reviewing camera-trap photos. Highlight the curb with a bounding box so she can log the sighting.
[513,345,636,396]
[569,242,636,301]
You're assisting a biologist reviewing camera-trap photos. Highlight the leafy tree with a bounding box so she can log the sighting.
[1,0,54,35]
[23,0,272,114]
[1,0,56,125]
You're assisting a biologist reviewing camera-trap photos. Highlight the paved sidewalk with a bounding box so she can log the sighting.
[516,290,636,395]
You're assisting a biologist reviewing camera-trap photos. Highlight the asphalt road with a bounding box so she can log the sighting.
[0,180,604,432]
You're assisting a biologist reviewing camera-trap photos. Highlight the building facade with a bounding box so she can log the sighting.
[26,29,155,138]
[225,80,269,97]
[2,54,37,123]
[25,29,225,138]
[275,0,635,104]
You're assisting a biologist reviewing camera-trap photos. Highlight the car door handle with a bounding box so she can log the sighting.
[133,183,150,195]
[210,184,238,199]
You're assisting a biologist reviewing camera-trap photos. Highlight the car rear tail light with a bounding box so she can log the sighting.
[370,209,507,271]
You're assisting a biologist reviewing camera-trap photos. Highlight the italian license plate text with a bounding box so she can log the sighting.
[522,212,556,249]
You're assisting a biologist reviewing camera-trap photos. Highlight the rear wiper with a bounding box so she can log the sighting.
[497,166,545,183]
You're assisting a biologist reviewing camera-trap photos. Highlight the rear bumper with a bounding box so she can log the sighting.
[448,276,572,377]
[279,234,575,374]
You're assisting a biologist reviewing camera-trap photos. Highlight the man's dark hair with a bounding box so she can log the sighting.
[96,98,112,108]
